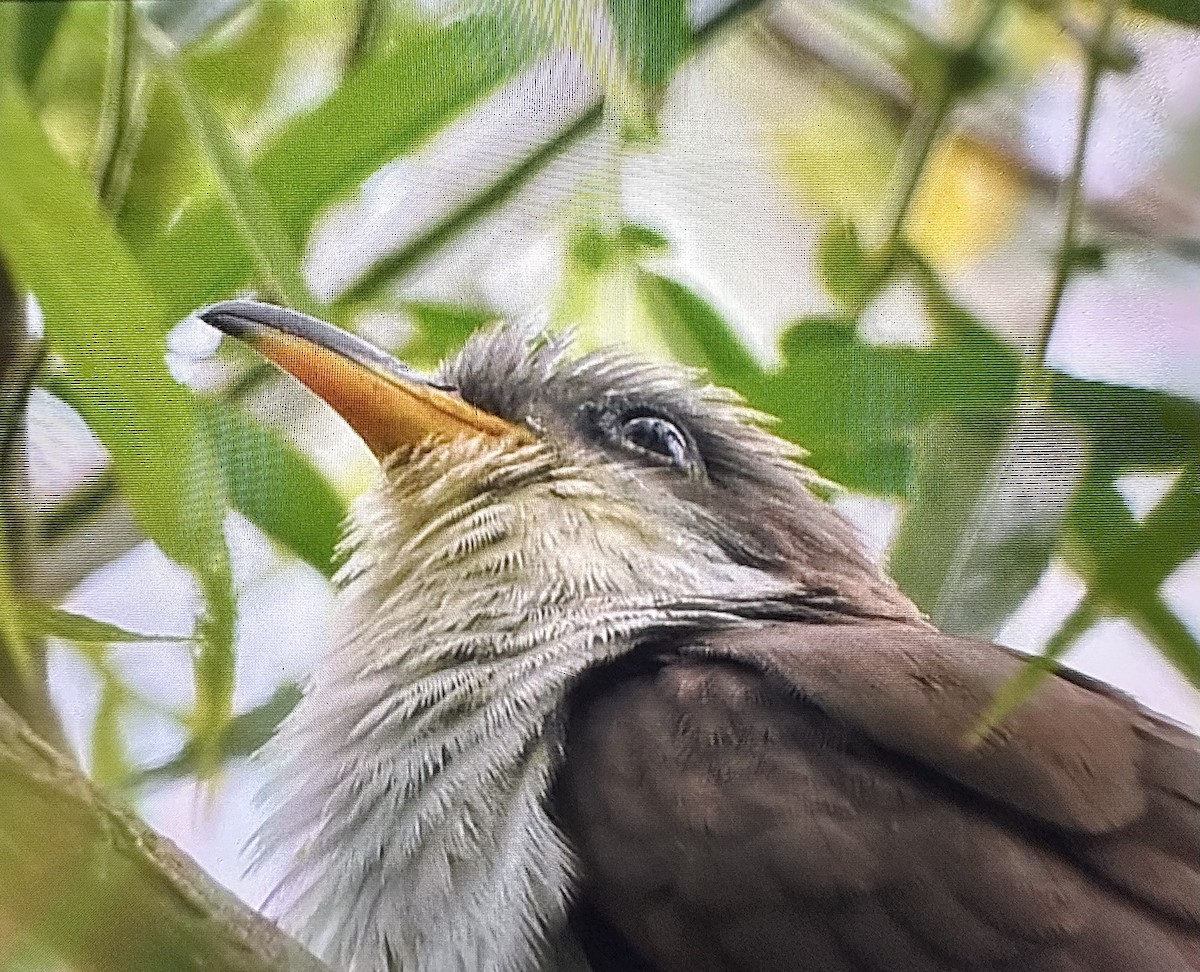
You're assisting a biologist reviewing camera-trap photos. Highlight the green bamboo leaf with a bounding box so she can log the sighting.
[15,599,184,645]
[1127,595,1200,688]
[635,272,766,390]
[90,670,130,788]
[1067,466,1200,603]
[400,302,499,370]
[197,400,346,577]
[133,681,302,787]
[769,317,1020,495]
[971,597,1099,741]
[815,218,879,314]
[150,33,315,311]
[890,410,1087,638]
[1059,469,1199,688]
[0,85,236,747]
[606,0,691,90]
[137,15,532,320]
[12,0,69,88]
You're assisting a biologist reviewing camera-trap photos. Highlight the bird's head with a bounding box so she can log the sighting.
[196,300,917,971]
[199,300,908,621]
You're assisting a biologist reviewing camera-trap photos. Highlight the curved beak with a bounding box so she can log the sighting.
[197,300,527,459]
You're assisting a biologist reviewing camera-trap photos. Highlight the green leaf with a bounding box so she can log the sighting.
[400,301,499,370]
[1127,594,1200,688]
[971,597,1099,740]
[90,670,129,788]
[335,104,602,313]
[197,400,346,576]
[0,86,206,568]
[14,599,184,645]
[332,1,771,313]
[635,272,766,390]
[815,218,878,314]
[769,316,1021,495]
[152,40,315,311]
[1067,466,1200,604]
[1129,0,1200,28]
[12,0,69,88]
[606,0,691,90]
[1059,468,1199,688]
[890,410,1086,638]
[133,681,302,786]
[888,414,1006,617]
[0,85,236,747]
[137,15,531,320]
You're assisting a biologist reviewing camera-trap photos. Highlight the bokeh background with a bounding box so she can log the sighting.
[1,0,1198,966]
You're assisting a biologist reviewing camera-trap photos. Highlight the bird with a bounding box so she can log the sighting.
[199,298,1200,972]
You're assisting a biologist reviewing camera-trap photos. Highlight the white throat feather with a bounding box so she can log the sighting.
[249,437,808,972]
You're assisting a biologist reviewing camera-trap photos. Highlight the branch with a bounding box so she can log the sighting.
[0,697,331,972]
[764,4,1200,265]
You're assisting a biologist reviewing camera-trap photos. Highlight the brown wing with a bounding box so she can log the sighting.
[555,623,1200,972]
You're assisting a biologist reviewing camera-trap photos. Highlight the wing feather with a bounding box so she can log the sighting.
[556,624,1200,972]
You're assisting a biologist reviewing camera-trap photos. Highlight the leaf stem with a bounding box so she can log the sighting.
[1031,1,1118,371]
[880,0,1005,267]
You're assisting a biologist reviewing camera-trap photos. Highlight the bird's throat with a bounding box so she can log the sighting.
[249,444,810,972]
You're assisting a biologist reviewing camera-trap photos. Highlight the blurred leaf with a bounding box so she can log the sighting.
[14,599,183,645]
[816,218,879,314]
[1066,466,1200,604]
[400,302,499,370]
[154,41,315,310]
[133,681,302,787]
[607,0,691,89]
[0,86,236,748]
[636,272,766,389]
[12,0,68,88]
[197,400,346,576]
[138,15,531,319]
[972,597,1099,739]
[336,0,769,313]
[336,103,602,313]
[90,670,129,788]
[891,409,1087,638]
[768,316,1021,494]
[888,414,1005,615]
[1050,376,1200,472]
[14,1,110,171]
[1128,594,1200,687]
[1129,0,1200,28]
[93,0,145,213]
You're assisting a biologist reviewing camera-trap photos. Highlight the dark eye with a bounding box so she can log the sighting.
[619,415,699,473]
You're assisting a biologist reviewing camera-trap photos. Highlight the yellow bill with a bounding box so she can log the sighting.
[198,300,528,458]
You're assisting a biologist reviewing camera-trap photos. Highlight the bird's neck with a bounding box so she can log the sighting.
[251,466,828,971]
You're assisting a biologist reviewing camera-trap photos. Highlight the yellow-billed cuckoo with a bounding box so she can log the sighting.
[199,299,1200,972]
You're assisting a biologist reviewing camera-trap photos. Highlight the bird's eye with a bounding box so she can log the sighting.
[619,414,698,473]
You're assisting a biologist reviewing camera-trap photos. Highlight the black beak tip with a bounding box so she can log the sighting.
[194,299,279,341]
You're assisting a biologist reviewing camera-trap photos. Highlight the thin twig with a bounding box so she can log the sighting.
[764,5,1200,266]
[1032,3,1119,369]
[335,0,771,310]
[879,0,1005,267]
